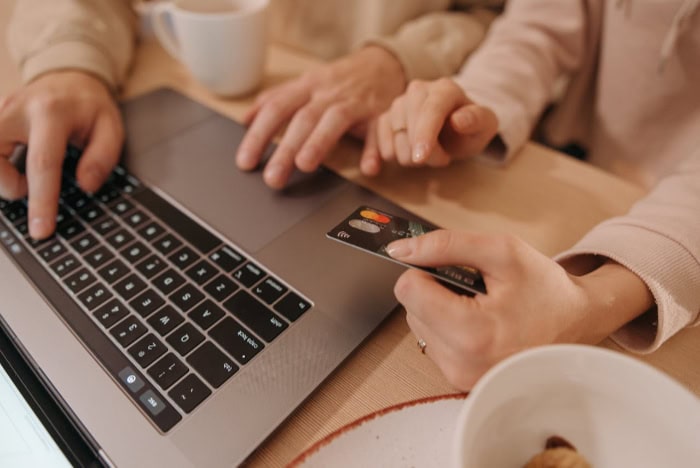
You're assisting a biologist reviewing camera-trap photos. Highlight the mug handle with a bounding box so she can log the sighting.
[151,3,181,59]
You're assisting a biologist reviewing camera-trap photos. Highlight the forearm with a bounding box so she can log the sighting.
[7,0,138,91]
[365,9,498,81]
[557,151,700,352]
[566,259,654,345]
[454,0,590,162]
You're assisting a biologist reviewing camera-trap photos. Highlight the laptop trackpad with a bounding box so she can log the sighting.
[123,112,347,253]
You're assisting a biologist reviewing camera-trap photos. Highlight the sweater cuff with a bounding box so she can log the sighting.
[366,35,447,82]
[555,221,700,354]
[20,40,119,91]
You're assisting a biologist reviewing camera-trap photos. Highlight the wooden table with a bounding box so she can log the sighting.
[2,6,699,467]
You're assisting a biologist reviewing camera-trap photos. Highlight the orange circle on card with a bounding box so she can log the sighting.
[360,210,390,224]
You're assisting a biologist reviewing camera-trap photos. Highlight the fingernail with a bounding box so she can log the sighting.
[83,166,103,194]
[456,109,475,130]
[412,143,428,163]
[237,150,255,170]
[30,217,52,239]
[263,164,284,188]
[386,240,411,258]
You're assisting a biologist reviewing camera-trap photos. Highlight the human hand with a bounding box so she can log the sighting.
[0,71,123,239]
[386,230,652,390]
[236,45,407,188]
[367,78,498,172]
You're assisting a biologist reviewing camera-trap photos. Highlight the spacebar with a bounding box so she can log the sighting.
[130,188,221,254]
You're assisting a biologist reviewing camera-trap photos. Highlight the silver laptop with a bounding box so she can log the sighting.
[0,88,414,467]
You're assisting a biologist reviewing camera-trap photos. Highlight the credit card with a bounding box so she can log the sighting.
[326,206,486,295]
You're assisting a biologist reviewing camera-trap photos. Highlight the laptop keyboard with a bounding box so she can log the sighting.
[0,147,311,432]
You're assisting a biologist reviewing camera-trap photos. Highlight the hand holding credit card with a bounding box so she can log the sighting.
[326,206,486,295]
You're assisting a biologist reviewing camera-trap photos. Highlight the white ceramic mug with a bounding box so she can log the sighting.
[152,0,268,97]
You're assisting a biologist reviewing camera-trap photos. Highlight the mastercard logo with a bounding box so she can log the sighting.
[360,209,390,224]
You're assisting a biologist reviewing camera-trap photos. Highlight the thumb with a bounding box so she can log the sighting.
[449,104,498,136]
[386,229,509,276]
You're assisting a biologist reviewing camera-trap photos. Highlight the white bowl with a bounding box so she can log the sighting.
[452,344,700,468]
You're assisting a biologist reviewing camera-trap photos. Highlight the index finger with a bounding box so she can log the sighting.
[412,85,467,162]
[236,84,310,171]
[26,115,68,239]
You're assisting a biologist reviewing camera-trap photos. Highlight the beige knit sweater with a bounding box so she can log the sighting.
[6,0,500,90]
[456,0,700,352]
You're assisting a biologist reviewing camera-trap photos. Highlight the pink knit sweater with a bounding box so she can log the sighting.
[456,0,700,352]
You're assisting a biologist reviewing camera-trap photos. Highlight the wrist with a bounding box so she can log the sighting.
[360,45,408,91]
[568,259,654,344]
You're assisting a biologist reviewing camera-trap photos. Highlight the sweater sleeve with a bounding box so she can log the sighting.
[7,0,138,91]
[365,7,499,81]
[556,151,700,353]
[454,0,589,163]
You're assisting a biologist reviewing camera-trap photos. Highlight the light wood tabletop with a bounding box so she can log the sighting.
[2,4,699,467]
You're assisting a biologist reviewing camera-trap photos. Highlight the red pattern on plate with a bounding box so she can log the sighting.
[288,392,468,467]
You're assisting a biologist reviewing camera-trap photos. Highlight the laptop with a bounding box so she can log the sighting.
[0,88,417,467]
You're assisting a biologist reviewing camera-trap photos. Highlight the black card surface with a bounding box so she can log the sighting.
[326,206,486,295]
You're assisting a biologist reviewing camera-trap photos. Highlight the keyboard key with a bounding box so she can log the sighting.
[38,240,66,263]
[135,254,166,279]
[209,318,263,365]
[106,229,134,250]
[95,183,121,205]
[121,240,151,264]
[189,300,224,330]
[77,205,104,223]
[131,188,220,254]
[153,234,181,255]
[166,323,204,356]
[94,299,129,328]
[15,220,28,237]
[78,283,112,310]
[138,222,165,242]
[185,260,217,285]
[168,374,211,414]
[92,216,119,236]
[170,284,204,312]
[50,254,80,277]
[111,168,140,194]
[169,246,197,270]
[147,306,183,337]
[186,342,238,388]
[232,262,265,287]
[57,220,85,240]
[253,277,288,304]
[114,274,146,300]
[84,245,114,269]
[124,209,149,229]
[98,259,129,284]
[109,199,134,216]
[70,233,99,254]
[111,316,146,347]
[203,275,238,302]
[153,269,185,295]
[3,201,27,223]
[274,293,311,322]
[148,353,188,390]
[129,289,165,318]
[64,268,96,294]
[63,191,92,211]
[128,334,166,368]
[223,291,287,342]
[209,246,245,272]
